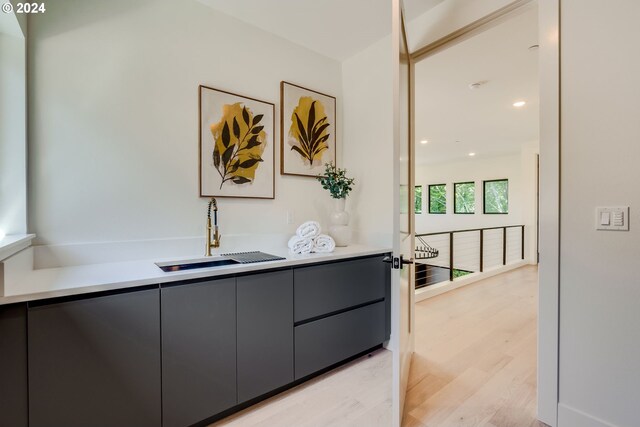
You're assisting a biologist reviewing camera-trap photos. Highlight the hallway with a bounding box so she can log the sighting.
[403,266,544,427]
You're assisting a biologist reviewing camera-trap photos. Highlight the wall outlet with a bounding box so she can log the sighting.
[286,211,294,225]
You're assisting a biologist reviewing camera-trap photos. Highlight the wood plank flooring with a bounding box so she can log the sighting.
[209,265,542,427]
[209,348,392,427]
[404,265,545,427]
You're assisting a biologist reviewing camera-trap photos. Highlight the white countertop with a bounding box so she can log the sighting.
[0,244,390,306]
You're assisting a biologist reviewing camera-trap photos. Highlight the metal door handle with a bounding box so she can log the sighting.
[400,256,414,265]
[383,255,413,269]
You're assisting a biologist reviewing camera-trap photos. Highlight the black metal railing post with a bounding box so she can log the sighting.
[415,225,525,288]
[521,225,525,260]
[502,227,507,265]
[449,232,454,281]
[479,229,484,272]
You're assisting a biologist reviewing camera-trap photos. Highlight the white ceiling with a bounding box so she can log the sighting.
[196,0,444,61]
[404,0,446,22]
[196,0,392,61]
[414,6,539,165]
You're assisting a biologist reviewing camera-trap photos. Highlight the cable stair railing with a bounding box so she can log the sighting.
[414,225,525,289]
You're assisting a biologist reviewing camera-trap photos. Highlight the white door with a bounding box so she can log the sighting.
[391,0,415,425]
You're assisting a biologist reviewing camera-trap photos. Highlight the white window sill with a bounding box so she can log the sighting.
[0,234,35,262]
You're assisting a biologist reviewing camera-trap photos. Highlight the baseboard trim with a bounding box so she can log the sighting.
[415,260,532,302]
[558,403,619,427]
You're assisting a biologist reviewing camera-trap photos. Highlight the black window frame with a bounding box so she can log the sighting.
[428,184,447,214]
[454,181,476,214]
[483,179,509,214]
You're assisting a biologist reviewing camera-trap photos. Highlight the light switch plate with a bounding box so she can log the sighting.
[596,206,629,231]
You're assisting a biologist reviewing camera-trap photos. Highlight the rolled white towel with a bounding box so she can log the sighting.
[288,235,314,254]
[313,234,336,253]
[296,221,321,239]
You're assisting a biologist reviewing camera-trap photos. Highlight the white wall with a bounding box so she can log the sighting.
[9,0,27,36]
[414,150,537,270]
[342,35,394,247]
[558,1,640,426]
[28,0,342,247]
[0,30,27,236]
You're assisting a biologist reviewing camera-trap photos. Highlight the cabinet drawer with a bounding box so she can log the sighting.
[294,301,385,380]
[294,256,386,322]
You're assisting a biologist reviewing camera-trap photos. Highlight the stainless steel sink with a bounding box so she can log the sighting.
[155,251,286,272]
[155,257,239,272]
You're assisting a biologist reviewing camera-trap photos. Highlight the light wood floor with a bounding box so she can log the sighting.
[209,266,541,427]
[404,265,544,427]
[209,348,392,427]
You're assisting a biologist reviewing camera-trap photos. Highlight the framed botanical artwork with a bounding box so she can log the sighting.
[199,85,275,199]
[280,81,337,177]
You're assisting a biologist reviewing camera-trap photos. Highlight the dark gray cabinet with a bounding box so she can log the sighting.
[294,256,387,322]
[0,303,28,427]
[237,270,294,403]
[295,301,386,379]
[21,254,388,426]
[161,278,237,427]
[28,289,161,427]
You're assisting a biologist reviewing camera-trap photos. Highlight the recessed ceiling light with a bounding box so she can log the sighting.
[420,139,428,144]
[513,101,526,107]
[468,152,476,157]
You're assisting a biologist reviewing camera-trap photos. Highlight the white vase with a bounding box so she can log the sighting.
[329,198,351,247]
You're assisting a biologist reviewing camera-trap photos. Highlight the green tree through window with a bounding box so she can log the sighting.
[415,186,423,214]
[484,179,509,214]
[429,184,446,214]
[454,182,475,214]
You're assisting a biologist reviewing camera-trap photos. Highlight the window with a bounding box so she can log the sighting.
[428,184,446,214]
[454,182,475,214]
[484,179,509,214]
[415,186,423,214]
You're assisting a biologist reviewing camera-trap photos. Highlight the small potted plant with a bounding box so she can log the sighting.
[317,162,355,246]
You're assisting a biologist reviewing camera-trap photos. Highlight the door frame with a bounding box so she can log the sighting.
[405,0,560,425]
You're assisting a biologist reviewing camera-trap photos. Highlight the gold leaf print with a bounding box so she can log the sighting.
[211,103,266,189]
[288,96,330,166]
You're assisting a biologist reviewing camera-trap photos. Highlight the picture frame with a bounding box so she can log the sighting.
[280,81,337,178]
[199,85,275,199]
